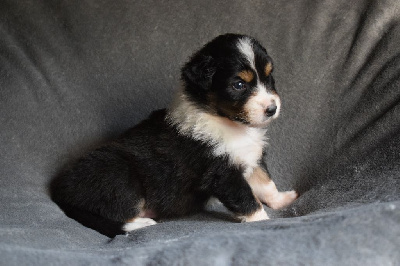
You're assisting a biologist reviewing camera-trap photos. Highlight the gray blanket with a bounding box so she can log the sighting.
[1,0,399,265]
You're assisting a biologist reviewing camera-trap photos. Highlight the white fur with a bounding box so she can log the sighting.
[240,207,269,222]
[273,92,281,118]
[237,37,256,69]
[244,84,281,126]
[260,182,298,210]
[122,218,157,232]
[166,91,267,170]
[267,190,298,210]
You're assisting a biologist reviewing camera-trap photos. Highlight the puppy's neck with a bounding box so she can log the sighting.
[166,89,268,170]
[167,90,246,135]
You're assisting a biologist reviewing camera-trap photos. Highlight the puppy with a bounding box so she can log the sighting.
[51,34,298,237]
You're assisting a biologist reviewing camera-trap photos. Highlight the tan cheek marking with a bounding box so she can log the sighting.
[265,62,273,76]
[242,92,263,124]
[217,99,250,123]
[206,92,218,113]
[238,70,254,83]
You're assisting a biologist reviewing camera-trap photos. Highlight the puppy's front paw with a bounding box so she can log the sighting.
[267,190,298,210]
[240,208,269,222]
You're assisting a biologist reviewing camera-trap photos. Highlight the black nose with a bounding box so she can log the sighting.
[265,105,277,117]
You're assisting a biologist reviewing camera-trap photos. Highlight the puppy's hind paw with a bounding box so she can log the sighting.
[240,208,269,222]
[122,218,157,232]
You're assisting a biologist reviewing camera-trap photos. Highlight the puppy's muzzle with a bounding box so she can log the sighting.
[265,104,277,117]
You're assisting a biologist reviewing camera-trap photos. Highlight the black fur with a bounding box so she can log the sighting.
[51,34,277,237]
[51,110,260,236]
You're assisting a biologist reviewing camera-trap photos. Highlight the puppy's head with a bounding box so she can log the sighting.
[182,34,280,128]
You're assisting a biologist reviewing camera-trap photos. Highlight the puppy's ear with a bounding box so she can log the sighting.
[181,54,216,93]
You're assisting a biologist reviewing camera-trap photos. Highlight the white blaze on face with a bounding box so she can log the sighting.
[237,37,281,127]
[236,37,256,69]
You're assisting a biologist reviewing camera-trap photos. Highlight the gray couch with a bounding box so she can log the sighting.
[1,0,399,265]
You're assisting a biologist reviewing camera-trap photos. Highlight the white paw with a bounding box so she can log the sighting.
[240,208,269,222]
[268,190,298,210]
[122,218,157,232]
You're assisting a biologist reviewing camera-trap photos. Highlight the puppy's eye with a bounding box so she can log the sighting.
[232,81,246,91]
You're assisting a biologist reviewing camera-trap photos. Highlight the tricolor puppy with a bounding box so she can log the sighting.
[51,34,298,237]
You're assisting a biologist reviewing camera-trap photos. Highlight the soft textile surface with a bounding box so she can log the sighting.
[1,0,399,265]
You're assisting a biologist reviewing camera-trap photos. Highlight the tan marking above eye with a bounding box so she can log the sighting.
[238,70,254,83]
[265,62,273,76]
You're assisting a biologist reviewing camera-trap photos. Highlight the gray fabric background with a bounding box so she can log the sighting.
[1,0,399,265]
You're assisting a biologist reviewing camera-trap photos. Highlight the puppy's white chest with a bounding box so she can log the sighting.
[167,95,267,169]
[213,127,266,169]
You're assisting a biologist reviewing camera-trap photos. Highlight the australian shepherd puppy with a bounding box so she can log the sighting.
[51,34,298,237]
